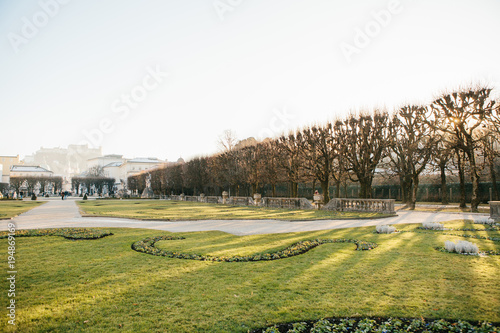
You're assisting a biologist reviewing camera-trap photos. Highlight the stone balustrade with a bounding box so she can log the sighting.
[490,201,500,221]
[260,197,313,210]
[322,198,395,214]
[228,196,254,206]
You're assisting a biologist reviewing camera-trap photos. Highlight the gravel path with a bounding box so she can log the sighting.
[0,199,489,236]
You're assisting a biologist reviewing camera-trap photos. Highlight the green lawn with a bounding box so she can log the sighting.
[0,200,43,219]
[1,221,498,332]
[77,200,389,221]
[395,202,490,214]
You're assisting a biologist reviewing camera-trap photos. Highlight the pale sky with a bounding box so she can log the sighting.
[1,0,499,161]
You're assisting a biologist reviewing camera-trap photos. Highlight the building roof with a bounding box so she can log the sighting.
[127,157,162,163]
[10,165,53,173]
[103,162,123,168]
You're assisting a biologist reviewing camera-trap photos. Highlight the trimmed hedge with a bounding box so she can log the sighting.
[0,228,113,240]
[254,317,499,333]
[131,236,377,262]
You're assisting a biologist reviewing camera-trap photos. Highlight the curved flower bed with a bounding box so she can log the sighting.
[0,228,113,240]
[253,317,499,333]
[131,236,377,262]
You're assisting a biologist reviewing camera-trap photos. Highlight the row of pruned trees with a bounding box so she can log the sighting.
[9,176,63,195]
[71,176,115,195]
[128,86,500,212]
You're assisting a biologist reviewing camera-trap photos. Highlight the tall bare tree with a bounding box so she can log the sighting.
[273,131,305,197]
[337,111,389,198]
[429,87,497,211]
[388,105,436,209]
[217,130,238,153]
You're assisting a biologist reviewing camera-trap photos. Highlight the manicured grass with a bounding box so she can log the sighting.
[0,221,498,332]
[77,200,389,221]
[0,200,43,219]
[395,202,490,213]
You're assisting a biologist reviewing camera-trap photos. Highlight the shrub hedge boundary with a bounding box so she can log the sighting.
[0,228,113,240]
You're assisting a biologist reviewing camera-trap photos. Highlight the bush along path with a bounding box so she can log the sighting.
[400,229,500,256]
[253,317,500,333]
[131,236,377,262]
[0,228,113,240]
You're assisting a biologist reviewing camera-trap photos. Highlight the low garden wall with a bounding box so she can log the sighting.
[323,198,395,214]
[228,196,254,206]
[167,195,396,214]
[260,197,313,210]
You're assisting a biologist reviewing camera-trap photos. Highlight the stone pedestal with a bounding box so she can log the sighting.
[490,201,500,221]
[180,193,185,201]
[222,191,229,204]
[253,193,262,206]
[141,186,154,199]
[313,194,324,210]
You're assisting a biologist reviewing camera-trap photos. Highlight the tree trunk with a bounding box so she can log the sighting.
[409,176,419,210]
[490,159,499,201]
[440,163,449,205]
[290,182,298,198]
[467,150,480,212]
[456,151,467,208]
[335,179,341,198]
[320,179,330,203]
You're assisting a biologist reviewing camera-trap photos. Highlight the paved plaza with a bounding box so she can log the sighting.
[0,198,489,236]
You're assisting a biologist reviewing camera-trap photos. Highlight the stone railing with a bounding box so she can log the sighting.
[228,196,254,206]
[260,197,313,210]
[322,198,395,214]
[490,201,500,221]
[167,194,314,209]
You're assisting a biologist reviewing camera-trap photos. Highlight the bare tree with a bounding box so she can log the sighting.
[86,165,106,177]
[480,128,500,200]
[217,130,238,153]
[273,131,305,197]
[301,123,338,203]
[337,111,390,198]
[388,105,437,209]
[430,136,454,204]
[429,87,497,211]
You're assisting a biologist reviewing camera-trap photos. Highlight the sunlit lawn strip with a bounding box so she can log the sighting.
[78,200,388,221]
[0,200,44,219]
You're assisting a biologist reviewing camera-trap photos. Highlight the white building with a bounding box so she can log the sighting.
[85,156,165,190]
[10,165,54,178]
[87,154,125,169]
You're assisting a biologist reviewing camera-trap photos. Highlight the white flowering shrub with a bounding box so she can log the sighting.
[444,240,479,254]
[376,225,396,234]
[474,217,496,225]
[422,222,444,230]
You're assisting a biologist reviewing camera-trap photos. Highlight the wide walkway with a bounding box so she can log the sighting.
[1,199,490,236]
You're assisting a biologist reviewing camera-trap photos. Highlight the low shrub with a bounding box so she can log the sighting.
[131,236,377,262]
[31,193,37,201]
[419,222,445,230]
[444,240,479,254]
[475,217,497,225]
[252,317,499,333]
[375,225,396,234]
[83,194,88,200]
[0,228,113,240]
